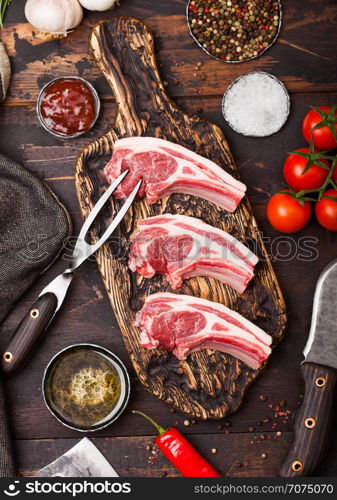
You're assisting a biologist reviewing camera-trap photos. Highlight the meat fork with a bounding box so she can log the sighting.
[1,172,141,376]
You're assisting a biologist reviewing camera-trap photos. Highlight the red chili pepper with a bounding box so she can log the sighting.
[133,411,221,477]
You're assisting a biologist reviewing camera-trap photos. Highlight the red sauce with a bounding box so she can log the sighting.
[39,78,98,136]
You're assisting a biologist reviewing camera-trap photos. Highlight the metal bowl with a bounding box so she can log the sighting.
[36,76,101,139]
[222,71,290,136]
[42,343,130,432]
[186,0,282,64]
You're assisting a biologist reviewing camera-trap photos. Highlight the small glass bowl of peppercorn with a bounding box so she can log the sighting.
[37,76,101,139]
[187,0,282,63]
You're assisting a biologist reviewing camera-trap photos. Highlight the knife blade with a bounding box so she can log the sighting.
[36,438,119,477]
[279,259,337,477]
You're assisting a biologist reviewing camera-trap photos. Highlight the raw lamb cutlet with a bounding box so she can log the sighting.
[104,137,246,212]
[135,293,272,370]
[129,214,258,293]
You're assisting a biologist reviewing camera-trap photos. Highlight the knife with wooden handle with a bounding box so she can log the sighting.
[279,259,337,477]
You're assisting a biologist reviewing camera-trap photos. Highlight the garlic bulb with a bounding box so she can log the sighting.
[78,0,119,11]
[25,0,83,36]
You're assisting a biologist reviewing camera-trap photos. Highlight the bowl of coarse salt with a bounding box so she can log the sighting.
[222,72,290,137]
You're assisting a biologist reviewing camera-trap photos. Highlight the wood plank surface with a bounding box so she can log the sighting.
[15,433,293,477]
[1,207,336,439]
[1,94,336,210]
[1,0,337,105]
[13,429,337,477]
[0,0,336,477]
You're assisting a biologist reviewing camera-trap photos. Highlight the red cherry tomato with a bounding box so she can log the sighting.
[267,191,312,233]
[283,148,330,191]
[315,189,337,231]
[302,106,337,150]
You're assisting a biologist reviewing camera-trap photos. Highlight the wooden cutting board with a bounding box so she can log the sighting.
[75,17,287,420]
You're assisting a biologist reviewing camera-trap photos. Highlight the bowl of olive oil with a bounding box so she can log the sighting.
[43,344,130,431]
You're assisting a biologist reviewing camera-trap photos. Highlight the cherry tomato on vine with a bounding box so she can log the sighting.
[315,189,337,231]
[267,190,312,233]
[283,148,330,191]
[302,106,337,150]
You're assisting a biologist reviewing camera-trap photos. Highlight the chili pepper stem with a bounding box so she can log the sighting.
[132,410,168,435]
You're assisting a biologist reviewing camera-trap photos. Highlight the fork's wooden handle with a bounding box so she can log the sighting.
[1,293,58,376]
[279,362,336,477]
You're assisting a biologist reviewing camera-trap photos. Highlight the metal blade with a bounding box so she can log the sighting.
[71,179,142,270]
[35,438,119,477]
[38,272,73,313]
[89,179,142,255]
[76,170,129,245]
[303,258,337,370]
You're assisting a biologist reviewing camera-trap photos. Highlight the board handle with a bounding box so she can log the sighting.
[279,362,336,477]
[90,17,171,134]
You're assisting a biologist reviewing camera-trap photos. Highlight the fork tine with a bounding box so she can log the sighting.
[90,179,142,254]
[78,169,129,242]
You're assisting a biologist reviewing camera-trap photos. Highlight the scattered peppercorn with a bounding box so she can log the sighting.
[197,107,203,114]
[263,417,271,423]
[188,0,280,62]
[276,431,282,437]
[261,453,267,459]
[184,419,190,426]
[248,426,255,432]
[279,400,287,407]
[224,420,232,427]
[260,434,266,440]
[211,448,217,454]
[256,420,262,426]
[259,394,267,402]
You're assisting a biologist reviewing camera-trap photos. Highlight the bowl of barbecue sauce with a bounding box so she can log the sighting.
[37,76,100,139]
[43,344,130,431]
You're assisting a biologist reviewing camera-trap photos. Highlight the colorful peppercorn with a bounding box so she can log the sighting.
[188,0,280,62]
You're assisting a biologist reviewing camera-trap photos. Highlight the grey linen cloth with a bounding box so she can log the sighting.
[0,153,71,476]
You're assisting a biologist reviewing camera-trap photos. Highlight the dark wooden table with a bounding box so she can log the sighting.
[1,0,337,477]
